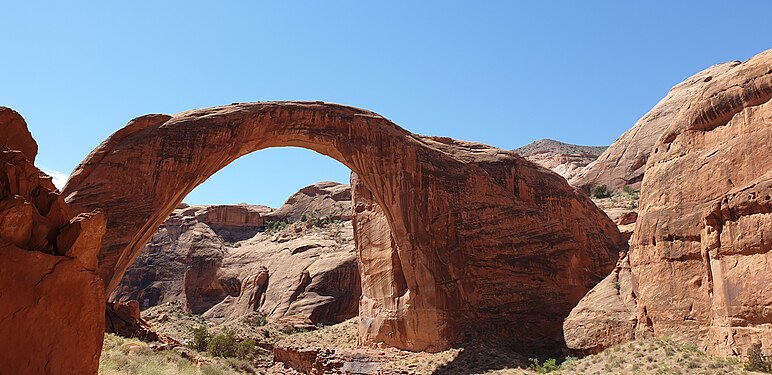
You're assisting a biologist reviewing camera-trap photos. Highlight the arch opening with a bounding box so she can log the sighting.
[112,147,364,327]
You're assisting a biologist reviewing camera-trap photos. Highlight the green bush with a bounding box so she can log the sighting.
[591,184,612,198]
[246,313,267,327]
[529,357,560,373]
[622,184,640,200]
[190,326,211,352]
[208,332,237,358]
[263,220,287,233]
[235,338,256,359]
[745,342,771,372]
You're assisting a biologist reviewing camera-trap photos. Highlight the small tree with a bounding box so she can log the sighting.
[591,184,612,199]
[235,338,256,359]
[208,331,237,358]
[745,342,771,372]
[190,326,210,352]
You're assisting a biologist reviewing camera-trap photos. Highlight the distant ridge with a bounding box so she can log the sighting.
[514,139,607,157]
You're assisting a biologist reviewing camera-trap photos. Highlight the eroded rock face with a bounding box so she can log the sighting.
[105,300,177,344]
[266,181,352,222]
[514,139,607,180]
[569,61,741,193]
[0,113,105,374]
[566,49,772,356]
[63,101,624,352]
[112,192,360,326]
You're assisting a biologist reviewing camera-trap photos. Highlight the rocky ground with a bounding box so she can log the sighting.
[100,312,764,374]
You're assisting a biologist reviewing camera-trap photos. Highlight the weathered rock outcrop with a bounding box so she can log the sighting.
[514,139,607,180]
[569,61,741,193]
[0,109,106,375]
[64,101,625,352]
[566,49,772,356]
[265,181,352,222]
[113,183,361,327]
[105,300,177,344]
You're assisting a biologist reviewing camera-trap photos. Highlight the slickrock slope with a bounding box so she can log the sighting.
[514,139,607,180]
[0,108,106,374]
[113,183,360,327]
[64,101,625,352]
[565,49,772,356]
[569,60,741,193]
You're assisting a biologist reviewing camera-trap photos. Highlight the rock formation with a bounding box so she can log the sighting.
[265,181,352,222]
[0,107,106,374]
[63,101,625,352]
[113,183,360,327]
[105,300,177,344]
[565,49,772,356]
[569,60,742,193]
[514,138,607,180]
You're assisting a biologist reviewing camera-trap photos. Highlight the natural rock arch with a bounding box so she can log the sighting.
[63,101,626,352]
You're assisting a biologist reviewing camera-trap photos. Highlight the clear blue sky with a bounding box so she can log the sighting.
[2,2,770,207]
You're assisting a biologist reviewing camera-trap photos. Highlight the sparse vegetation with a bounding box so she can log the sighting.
[745,342,771,373]
[262,220,287,234]
[207,331,237,358]
[190,326,210,352]
[621,184,640,200]
[99,333,241,375]
[529,357,560,373]
[591,184,612,198]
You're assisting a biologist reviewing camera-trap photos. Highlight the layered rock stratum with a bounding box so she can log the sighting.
[63,101,625,352]
[514,138,607,180]
[569,60,742,193]
[565,49,772,357]
[0,107,106,374]
[113,182,360,327]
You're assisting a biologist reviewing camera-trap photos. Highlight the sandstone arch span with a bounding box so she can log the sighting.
[63,101,626,352]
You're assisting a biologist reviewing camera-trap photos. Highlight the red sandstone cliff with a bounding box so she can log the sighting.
[565,49,772,357]
[0,107,106,374]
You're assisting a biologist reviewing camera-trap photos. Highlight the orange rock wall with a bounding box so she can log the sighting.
[0,107,106,375]
[566,49,772,357]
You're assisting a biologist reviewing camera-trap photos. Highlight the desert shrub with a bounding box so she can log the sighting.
[201,364,227,375]
[190,326,211,352]
[280,324,309,335]
[681,342,699,352]
[745,342,771,372]
[235,338,256,359]
[224,357,257,374]
[263,220,287,233]
[622,184,640,199]
[591,184,612,198]
[246,313,267,327]
[529,357,560,373]
[208,331,237,358]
